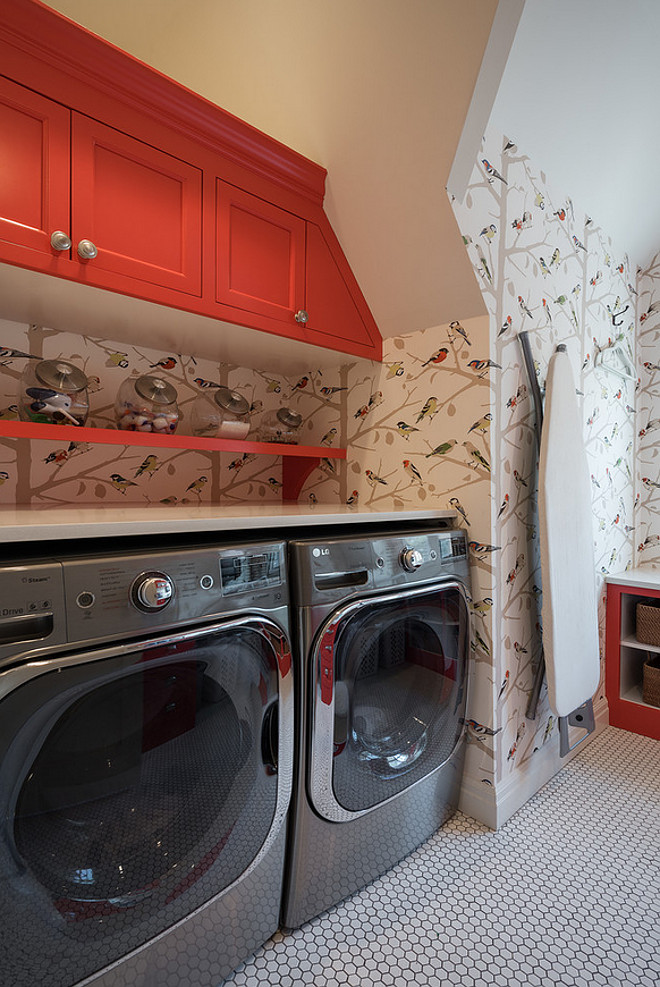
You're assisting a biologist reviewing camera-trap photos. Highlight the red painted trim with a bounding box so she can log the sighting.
[0,0,327,206]
[0,419,346,460]
[605,583,623,708]
[606,582,660,740]
[282,457,322,501]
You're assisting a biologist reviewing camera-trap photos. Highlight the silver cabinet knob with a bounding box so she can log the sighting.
[77,239,98,260]
[131,571,174,612]
[50,230,72,251]
[294,310,309,324]
[400,548,424,572]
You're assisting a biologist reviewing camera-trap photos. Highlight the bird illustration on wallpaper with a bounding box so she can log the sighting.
[425,439,457,459]
[402,460,423,485]
[135,455,162,478]
[467,413,492,435]
[463,442,491,473]
[186,475,208,496]
[365,469,388,487]
[448,497,470,526]
[396,421,420,439]
[149,356,177,370]
[421,348,448,367]
[448,321,472,346]
[416,397,438,423]
[110,473,137,494]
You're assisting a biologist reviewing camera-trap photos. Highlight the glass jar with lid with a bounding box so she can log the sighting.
[115,375,180,433]
[257,407,303,444]
[18,359,89,426]
[190,386,250,439]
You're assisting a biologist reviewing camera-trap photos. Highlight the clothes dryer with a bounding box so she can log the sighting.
[282,527,470,928]
[0,539,293,987]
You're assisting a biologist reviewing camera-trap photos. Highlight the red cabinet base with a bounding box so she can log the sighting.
[606,581,660,740]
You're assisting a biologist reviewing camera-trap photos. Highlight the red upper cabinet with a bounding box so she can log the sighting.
[0,75,70,269]
[71,114,202,296]
[0,0,382,362]
[215,181,306,324]
[305,222,380,358]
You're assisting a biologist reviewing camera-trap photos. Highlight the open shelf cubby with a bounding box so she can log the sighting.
[606,581,660,740]
[0,420,346,501]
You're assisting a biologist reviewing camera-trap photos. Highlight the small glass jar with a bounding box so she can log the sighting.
[257,407,303,444]
[18,359,89,426]
[115,375,179,434]
[190,386,250,439]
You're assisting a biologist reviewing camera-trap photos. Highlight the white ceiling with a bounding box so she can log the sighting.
[40,0,498,338]
[488,0,660,271]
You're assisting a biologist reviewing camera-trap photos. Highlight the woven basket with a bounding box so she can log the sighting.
[636,602,660,647]
[643,654,660,708]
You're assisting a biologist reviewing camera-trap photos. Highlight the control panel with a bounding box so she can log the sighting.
[0,542,286,664]
[0,562,67,661]
[295,529,469,605]
[62,542,285,643]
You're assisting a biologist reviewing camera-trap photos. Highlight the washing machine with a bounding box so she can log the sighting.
[0,538,293,987]
[282,527,470,929]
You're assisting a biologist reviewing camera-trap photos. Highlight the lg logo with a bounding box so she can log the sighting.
[312,547,330,558]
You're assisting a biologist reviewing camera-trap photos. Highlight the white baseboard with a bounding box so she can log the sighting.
[459,696,609,831]
[458,773,498,829]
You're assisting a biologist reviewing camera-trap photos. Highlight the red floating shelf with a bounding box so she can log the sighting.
[0,420,346,501]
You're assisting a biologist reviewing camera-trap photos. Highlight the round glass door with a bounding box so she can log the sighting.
[315,584,468,815]
[0,619,285,987]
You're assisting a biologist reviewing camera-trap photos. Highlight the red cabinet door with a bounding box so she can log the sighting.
[215,181,306,323]
[305,223,382,360]
[71,114,202,295]
[0,75,70,268]
[305,222,380,359]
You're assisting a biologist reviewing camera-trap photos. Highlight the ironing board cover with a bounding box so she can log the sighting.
[538,348,600,717]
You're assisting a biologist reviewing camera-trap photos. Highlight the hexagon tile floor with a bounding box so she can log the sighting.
[224,726,660,987]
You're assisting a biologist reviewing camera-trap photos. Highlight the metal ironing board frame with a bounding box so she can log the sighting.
[518,331,595,757]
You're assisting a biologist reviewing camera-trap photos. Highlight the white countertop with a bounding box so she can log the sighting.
[606,566,660,592]
[0,504,456,542]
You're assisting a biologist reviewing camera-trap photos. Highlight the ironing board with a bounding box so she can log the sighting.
[538,346,600,717]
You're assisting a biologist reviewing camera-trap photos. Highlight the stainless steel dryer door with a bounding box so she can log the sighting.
[309,581,469,822]
[0,615,293,987]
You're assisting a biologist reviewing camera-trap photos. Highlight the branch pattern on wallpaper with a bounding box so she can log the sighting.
[636,253,660,565]
[451,130,636,788]
[0,320,342,506]
[334,316,497,788]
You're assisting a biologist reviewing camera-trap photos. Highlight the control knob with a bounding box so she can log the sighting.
[131,571,174,612]
[399,547,424,572]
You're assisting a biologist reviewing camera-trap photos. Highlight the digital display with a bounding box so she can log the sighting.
[219,549,281,595]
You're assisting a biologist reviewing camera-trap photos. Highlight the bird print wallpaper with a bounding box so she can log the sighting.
[340,314,497,793]
[450,130,636,823]
[0,317,342,506]
[636,254,660,565]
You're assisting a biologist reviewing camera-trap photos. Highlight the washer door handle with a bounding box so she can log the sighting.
[261,701,279,775]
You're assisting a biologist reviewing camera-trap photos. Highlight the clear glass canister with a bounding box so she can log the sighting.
[257,407,303,444]
[190,386,250,439]
[18,359,89,426]
[115,375,179,433]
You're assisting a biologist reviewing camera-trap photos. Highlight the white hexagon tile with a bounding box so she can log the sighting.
[224,726,660,987]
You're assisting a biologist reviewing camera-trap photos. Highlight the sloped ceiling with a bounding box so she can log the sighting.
[40,0,499,338]
[489,0,660,269]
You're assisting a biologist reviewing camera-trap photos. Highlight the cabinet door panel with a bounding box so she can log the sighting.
[216,181,305,322]
[305,223,379,357]
[0,75,70,261]
[72,114,202,295]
